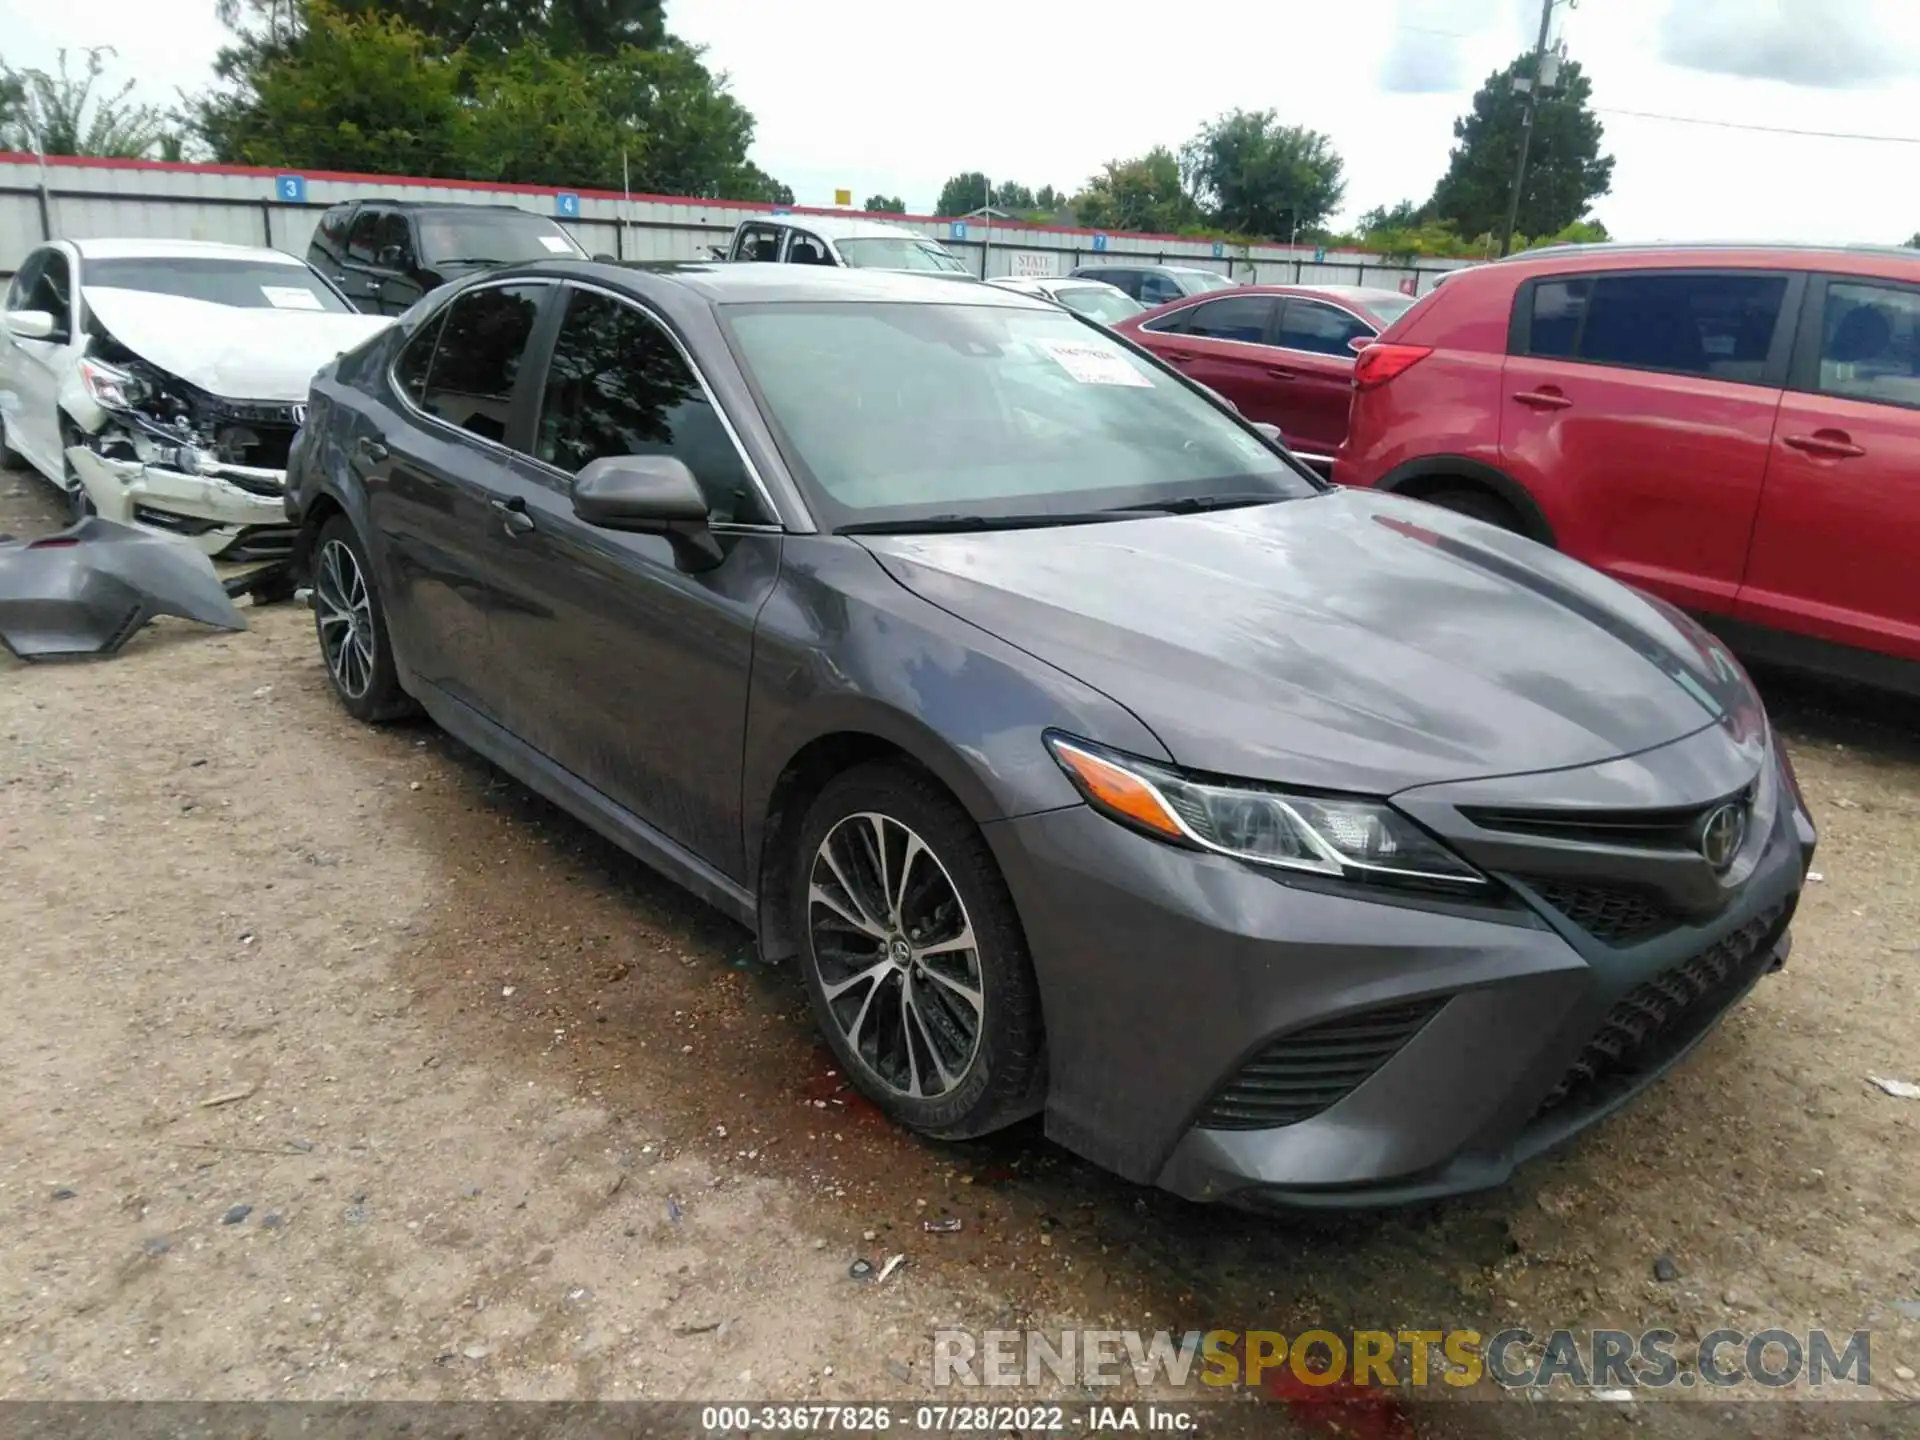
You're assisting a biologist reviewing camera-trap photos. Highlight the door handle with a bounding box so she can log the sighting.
[1265,366,1297,380]
[1512,389,1572,410]
[356,436,389,463]
[491,497,534,536]
[1782,431,1865,460]
[1163,352,1197,365]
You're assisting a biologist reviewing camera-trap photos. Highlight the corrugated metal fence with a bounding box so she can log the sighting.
[1,152,1475,292]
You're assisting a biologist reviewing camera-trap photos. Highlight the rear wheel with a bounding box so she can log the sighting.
[1421,486,1525,535]
[793,762,1044,1140]
[312,514,416,723]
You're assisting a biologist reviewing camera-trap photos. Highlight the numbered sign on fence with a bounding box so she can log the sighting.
[276,175,306,204]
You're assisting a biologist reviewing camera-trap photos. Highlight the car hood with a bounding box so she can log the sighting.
[84,287,392,401]
[859,488,1752,794]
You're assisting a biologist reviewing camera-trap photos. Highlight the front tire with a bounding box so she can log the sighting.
[793,762,1044,1140]
[1422,486,1524,534]
[312,514,415,723]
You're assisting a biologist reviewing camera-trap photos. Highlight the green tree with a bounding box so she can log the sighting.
[863,193,906,213]
[1070,148,1198,234]
[935,170,991,216]
[1179,110,1345,241]
[1034,183,1063,211]
[1904,231,1920,249]
[217,0,665,57]
[0,48,176,158]
[1428,53,1613,241]
[1357,199,1427,236]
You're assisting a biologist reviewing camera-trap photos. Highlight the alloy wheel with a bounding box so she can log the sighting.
[806,811,984,1100]
[315,538,376,700]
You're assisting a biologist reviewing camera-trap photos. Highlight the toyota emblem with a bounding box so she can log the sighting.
[1697,802,1747,872]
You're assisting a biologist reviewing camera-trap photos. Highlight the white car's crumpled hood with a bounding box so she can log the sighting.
[83,287,391,401]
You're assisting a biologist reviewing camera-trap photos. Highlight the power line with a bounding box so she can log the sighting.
[1595,107,1920,144]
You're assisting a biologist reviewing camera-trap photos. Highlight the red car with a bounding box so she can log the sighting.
[1335,243,1920,692]
[1112,285,1417,467]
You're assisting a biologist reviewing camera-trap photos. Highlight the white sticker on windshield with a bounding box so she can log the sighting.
[1037,338,1152,387]
[261,285,325,311]
[539,236,575,254]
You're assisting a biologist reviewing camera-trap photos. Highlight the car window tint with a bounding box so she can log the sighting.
[393,311,446,406]
[1817,281,1920,409]
[1560,272,1787,381]
[1526,278,1590,357]
[1139,306,1192,334]
[27,249,72,328]
[1183,295,1277,343]
[1277,299,1371,355]
[375,212,414,267]
[1139,273,1184,305]
[786,232,831,265]
[8,250,47,316]
[419,284,545,444]
[346,210,382,264]
[535,288,764,524]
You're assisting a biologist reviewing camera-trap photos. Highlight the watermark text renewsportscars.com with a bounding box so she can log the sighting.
[932,1328,1874,1392]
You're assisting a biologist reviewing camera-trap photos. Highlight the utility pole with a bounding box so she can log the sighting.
[1499,0,1562,257]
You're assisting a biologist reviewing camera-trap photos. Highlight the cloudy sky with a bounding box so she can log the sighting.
[3,0,1918,243]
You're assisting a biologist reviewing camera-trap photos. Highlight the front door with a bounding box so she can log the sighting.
[0,247,77,476]
[367,211,427,316]
[1143,293,1284,425]
[1499,268,1799,616]
[337,208,389,314]
[479,283,780,877]
[368,281,553,714]
[1739,274,1920,663]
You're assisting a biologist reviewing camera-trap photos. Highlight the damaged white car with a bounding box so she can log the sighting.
[0,239,390,584]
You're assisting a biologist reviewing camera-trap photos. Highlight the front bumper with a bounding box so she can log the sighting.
[986,730,1815,1207]
[67,448,298,566]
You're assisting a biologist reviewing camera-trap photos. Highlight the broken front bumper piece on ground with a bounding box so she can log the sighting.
[0,518,247,661]
[67,443,295,567]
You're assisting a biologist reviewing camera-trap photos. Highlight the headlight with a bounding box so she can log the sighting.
[1046,734,1488,891]
[77,357,147,412]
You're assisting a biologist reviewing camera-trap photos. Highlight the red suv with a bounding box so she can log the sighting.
[1113,286,1416,466]
[1336,244,1920,692]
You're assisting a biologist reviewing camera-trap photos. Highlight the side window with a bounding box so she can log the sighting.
[1526,278,1589,357]
[1534,271,1789,381]
[346,209,383,265]
[1139,273,1183,306]
[392,310,446,406]
[734,224,783,262]
[785,231,830,265]
[1276,300,1372,356]
[7,250,48,315]
[375,213,416,270]
[1182,295,1278,343]
[419,283,546,444]
[1140,304,1194,335]
[1816,281,1920,409]
[534,287,765,525]
[313,206,352,260]
[28,250,73,335]
[1088,270,1136,299]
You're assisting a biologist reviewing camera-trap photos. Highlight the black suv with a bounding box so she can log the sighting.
[307,200,590,315]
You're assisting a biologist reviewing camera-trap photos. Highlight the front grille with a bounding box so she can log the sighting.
[1526,878,1676,946]
[1534,903,1787,1118]
[1198,1000,1445,1131]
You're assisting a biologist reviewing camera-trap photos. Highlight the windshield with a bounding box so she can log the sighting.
[834,237,969,273]
[1365,294,1417,325]
[83,257,351,313]
[1177,270,1241,294]
[725,302,1316,527]
[417,212,585,265]
[1053,286,1145,325]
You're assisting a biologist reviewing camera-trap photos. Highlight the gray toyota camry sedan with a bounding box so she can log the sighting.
[285,261,1816,1208]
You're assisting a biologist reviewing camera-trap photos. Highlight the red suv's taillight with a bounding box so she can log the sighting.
[1352,343,1433,391]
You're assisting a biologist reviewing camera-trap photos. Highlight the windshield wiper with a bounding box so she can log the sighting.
[1107,493,1283,515]
[837,512,1142,536]
[434,256,508,266]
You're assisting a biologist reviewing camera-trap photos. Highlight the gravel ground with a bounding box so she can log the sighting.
[4,472,1918,1436]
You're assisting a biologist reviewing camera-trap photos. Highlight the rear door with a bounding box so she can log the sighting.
[1271,297,1374,459]
[1499,268,1800,616]
[1738,274,1920,663]
[368,211,427,316]
[370,280,554,714]
[337,207,388,313]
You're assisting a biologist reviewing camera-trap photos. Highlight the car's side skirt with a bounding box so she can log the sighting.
[411,677,759,929]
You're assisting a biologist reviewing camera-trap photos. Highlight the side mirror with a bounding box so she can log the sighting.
[1347,335,1372,355]
[4,310,57,341]
[707,246,729,261]
[572,454,722,570]
[1252,422,1285,445]
[377,244,406,269]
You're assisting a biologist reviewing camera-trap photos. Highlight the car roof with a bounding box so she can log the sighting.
[1073,262,1228,277]
[1480,241,1920,282]
[499,259,1030,309]
[332,199,536,215]
[71,238,308,265]
[988,275,1112,291]
[749,214,936,243]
